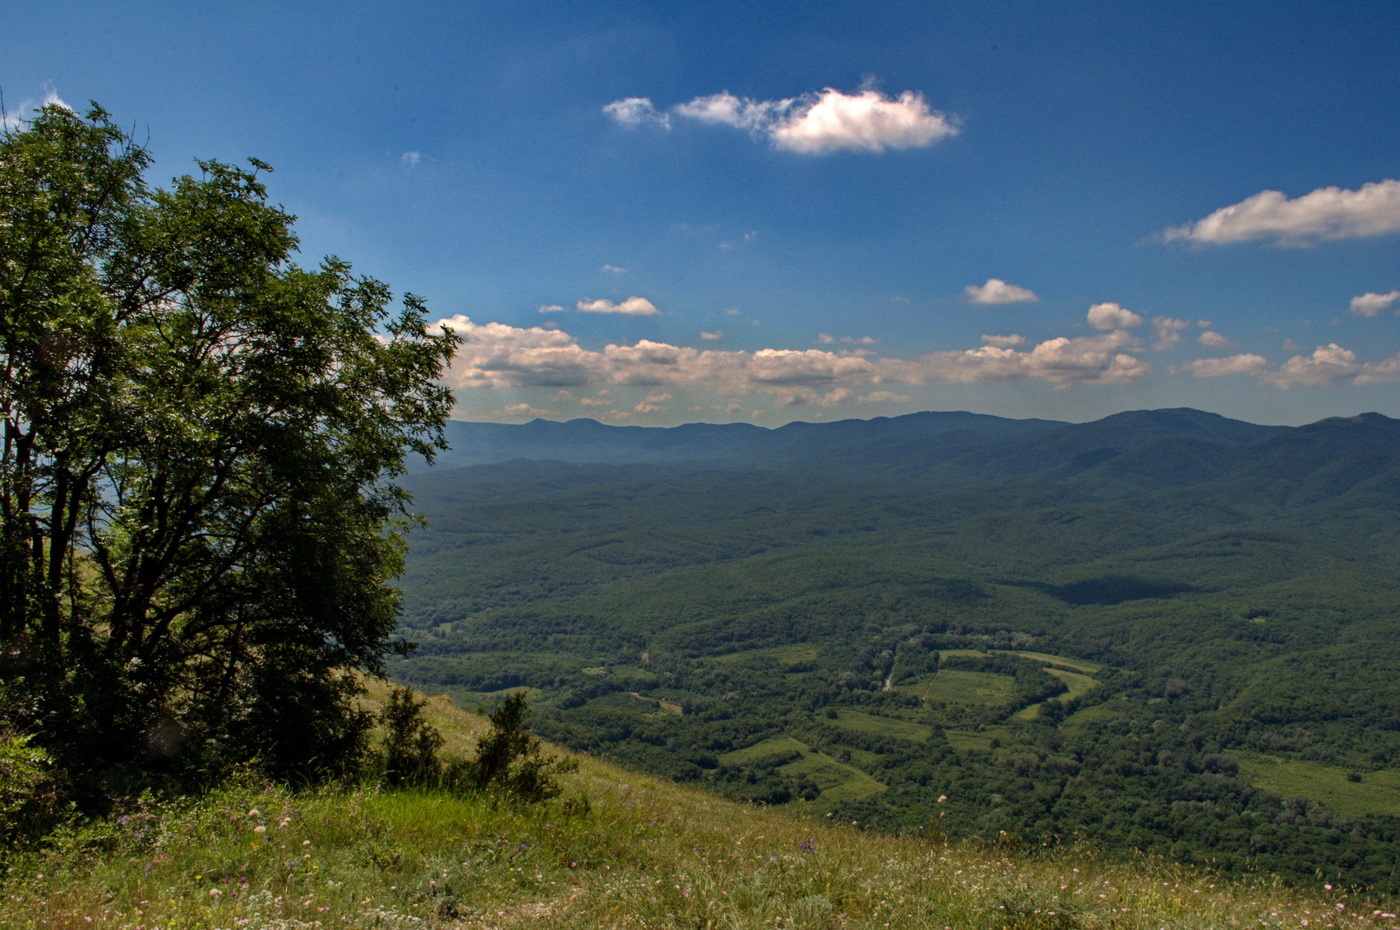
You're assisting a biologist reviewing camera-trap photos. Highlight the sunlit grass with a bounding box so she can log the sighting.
[3,685,1395,929]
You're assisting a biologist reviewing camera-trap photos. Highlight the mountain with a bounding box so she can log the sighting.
[392,408,1400,890]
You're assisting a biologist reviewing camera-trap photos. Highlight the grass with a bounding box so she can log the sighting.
[1011,651,1104,673]
[1233,752,1400,819]
[923,669,1018,706]
[1014,669,1101,721]
[831,709,932,743]
[945,727,1012,752]
[720,736,886,802]
[4,684,1397,929]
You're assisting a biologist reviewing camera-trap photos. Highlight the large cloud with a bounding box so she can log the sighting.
[432,316,1149,397]
[611,86,959,155]
[1163,180,1400,246]
[965,278,1038,305]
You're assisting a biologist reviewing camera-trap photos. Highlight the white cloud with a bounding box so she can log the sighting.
[817,333,835,344]
[633,392,673,414]
[579,397,610,407]
[1263,344,1359,388]
[1350,290,1400,317]
[400,151,421,168]
[601,264,627,273]
[841,335,876,345]
[2,86,71,131]
[537,304,566,313]
[860,391,912,404]
[981,334,1026,348]
[603,97,670,129]
[1179,354,1269,378]
[1087,302,1144,331]
[769,88,959,154]
[701,330,723,340]
[1163,180,1400,246]
[576,296,660,316]
[1198,330,1235,349]
[651,85,958,155]
[432,315,1151,398]
[965,278,1038,305]
[1151,316,1190,350]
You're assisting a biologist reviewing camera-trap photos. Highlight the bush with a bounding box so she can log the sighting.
[461,692,576,804]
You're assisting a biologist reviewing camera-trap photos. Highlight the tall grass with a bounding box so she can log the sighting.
[2,689,1392,929]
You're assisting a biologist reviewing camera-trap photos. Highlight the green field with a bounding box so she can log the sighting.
[1011,651,1103,673]
[833,708,932,742]
[719,735,809,765]
[1233,752,1400,818]
[945,727,1011,752]
[720,736,886,801]
[923,669,1017,706]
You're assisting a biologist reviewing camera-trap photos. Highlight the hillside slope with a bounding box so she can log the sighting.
[4,681,1387,929]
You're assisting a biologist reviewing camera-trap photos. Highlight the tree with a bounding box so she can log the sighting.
[467,692,576,803]
[0,103,458,785]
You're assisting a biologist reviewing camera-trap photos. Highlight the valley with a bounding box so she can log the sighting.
[392,408,1400,889]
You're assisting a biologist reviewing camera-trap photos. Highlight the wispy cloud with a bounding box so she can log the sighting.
[1197,330,1235,349]
[601,264,627,273]
[2,85,70,131]
[1151,317,1189,350]
[400,151,422,168]
[1350,290,1400,317]
[965,278,1038,305]
[1179,354,1271,378]
[576,296,659,315]
[1163,180,1400,246]
[602,97,670,129]
[607,85,959,155]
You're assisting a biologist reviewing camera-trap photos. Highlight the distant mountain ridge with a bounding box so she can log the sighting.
[415,409,1400,506]
[420,407,1298,470]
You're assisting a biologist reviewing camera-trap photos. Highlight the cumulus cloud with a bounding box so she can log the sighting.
[1251,344,1400,388]
[701,330,723,340]
[614,85,959,155]
[633,392,673,414]
[1087,302,1144,331]
[981,334,1026,348]
[965,278,1038,305]
[1163,180,1400,246]
[1350,290,1400,317]
[1179,354,1270,378]
[432,315,1151,398]
[860,391,912,404]
[603,97,670,128]
[1151,317,1190,350]
[817,333,835,344]
[576,296,660,316]
[1198,330,1235,349]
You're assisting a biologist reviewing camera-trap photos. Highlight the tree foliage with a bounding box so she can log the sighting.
[0,103,458,786]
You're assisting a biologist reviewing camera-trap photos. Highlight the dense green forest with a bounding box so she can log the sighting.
[392,409,1400,890]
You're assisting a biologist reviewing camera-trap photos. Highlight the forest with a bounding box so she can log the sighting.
[391,408,1400,890]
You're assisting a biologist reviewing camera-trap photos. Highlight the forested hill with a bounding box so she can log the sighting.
[394,408,1400,890]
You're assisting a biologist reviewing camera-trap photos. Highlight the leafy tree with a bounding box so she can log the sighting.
[0,103,458,786]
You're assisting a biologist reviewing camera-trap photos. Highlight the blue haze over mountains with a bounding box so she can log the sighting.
[417,409,1399,501]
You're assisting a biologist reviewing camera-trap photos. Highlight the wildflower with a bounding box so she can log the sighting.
[253,825,267,835]
[248,809,261,818]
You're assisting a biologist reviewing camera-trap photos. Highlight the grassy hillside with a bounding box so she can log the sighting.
[2,682,1390,929]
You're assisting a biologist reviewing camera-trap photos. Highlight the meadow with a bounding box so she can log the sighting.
[4,683,1394,930]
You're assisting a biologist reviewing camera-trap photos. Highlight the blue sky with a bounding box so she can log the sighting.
[7,0,1400,426]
